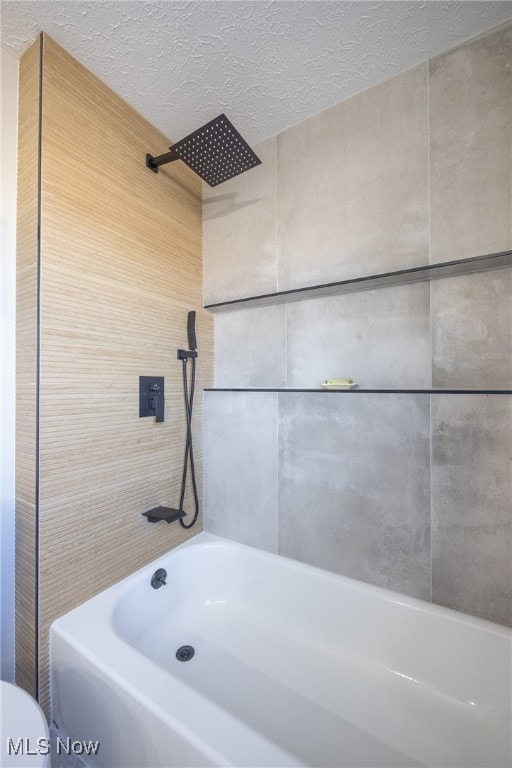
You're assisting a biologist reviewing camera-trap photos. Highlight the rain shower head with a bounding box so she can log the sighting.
[146,114,261,187]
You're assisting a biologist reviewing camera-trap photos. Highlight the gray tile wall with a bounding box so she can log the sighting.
[203,138,278,305]
[204,392,278,552]
[203,25,512,626]
[431,270,512,389]
[204,390,511,623]
[278,394,431,599]
[429,24,512,262]
[214,305,287,388]
[277,63,429,289]
[286,283,431,389]
[431,396,512,626]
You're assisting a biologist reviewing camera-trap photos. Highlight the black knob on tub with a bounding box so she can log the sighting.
[151,568,167,589]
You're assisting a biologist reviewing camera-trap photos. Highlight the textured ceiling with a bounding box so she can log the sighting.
[1,1,511,145]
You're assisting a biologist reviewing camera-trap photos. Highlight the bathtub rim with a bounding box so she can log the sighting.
[51,531,512,639]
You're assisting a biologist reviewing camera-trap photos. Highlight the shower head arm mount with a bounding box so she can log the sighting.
[145,147,180,173]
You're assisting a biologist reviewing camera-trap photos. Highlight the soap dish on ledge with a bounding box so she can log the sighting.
[321,379,358,390]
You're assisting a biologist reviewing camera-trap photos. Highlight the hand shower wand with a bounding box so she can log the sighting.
[176,311,199,528]
[141,312,199,526]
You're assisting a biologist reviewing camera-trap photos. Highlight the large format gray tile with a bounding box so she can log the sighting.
[214,304,287,388]
[278,394,431,598]
[429,24,512,262]
[203,392,278,551]
[203,138,277,305]
[432,396,512,626]
[277,63,429,291]
[287,283,430,388]
[432,270,512,389]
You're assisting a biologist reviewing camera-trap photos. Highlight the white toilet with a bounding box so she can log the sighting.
[0,682,50,768]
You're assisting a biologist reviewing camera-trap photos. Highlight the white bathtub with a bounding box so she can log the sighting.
[50,532,511,768]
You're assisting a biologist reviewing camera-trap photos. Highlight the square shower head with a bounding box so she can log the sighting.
[169,114,261,187]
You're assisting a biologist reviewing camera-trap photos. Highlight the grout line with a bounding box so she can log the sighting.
[284,302,288,388]
[275,135,279,294]
[276,392,279,555]
[427,58,433,604]
[427,57,432,269]
[427,58,433,392]
[213,313,217,387]
[428,395,434,602]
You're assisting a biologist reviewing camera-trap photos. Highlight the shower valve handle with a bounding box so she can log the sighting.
[139,377,165,423]
[149,395,164,422]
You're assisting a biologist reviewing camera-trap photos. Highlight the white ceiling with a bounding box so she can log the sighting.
[1,1,511,146]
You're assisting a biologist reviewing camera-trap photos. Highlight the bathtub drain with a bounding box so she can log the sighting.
[176,645,195,662]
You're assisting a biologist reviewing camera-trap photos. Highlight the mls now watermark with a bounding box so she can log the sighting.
[7,737,100,757]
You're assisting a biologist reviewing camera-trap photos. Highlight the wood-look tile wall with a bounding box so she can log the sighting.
[16,34,213,712]
[15,36,40,698]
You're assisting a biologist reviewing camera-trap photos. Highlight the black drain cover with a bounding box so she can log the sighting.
[176,645,195,662]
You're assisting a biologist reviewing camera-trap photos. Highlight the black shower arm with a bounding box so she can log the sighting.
[145,148,180,173]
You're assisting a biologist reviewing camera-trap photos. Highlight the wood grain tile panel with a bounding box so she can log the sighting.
[15,35,40,698]
[14,501,37,698]
[31,36,212,713]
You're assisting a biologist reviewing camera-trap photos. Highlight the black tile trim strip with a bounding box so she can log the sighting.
[204,250,512,311]
[205,388,512,394]
[35,31,43,699]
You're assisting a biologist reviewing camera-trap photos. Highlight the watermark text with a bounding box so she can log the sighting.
[7,737,100,757]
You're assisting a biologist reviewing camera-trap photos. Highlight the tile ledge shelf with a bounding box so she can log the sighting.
[204,250,512,312]
[205,388,512,395]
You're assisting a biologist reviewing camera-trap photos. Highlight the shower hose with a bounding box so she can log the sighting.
[178,343,199,529]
